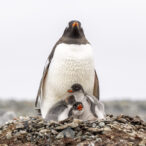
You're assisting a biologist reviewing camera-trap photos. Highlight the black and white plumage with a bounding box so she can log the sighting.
[45,95,84,121]
[35,20,100,118]
[67,84,106,120]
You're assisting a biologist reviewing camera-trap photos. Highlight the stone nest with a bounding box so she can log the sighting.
[0,114,146,146]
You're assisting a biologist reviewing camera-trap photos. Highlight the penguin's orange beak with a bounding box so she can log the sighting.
[68,89,73,93]
[77,104,83,111]
[72,22,79,28]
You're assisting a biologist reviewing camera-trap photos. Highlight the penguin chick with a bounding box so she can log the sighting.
[68,102,84,119]
[68,83,106,120]
[45,95,82,121]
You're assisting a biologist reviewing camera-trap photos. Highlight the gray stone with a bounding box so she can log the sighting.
[99,122,105,128]
[56,127,75,139]
[6,131,12,139]
[16,123,24,129]
[104,126,111,131]
[39,129,49,133]
[62,127,75,138]
[56,132,64,139]
[92,123,96,128]
[19,130,27,134]
[76,131,82,136]
[51,129,58,135]
[95,137,102,143]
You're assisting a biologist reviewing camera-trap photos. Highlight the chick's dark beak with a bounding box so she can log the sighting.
[72,22,79,28]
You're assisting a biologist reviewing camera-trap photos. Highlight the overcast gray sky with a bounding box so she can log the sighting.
[0,0,146,100]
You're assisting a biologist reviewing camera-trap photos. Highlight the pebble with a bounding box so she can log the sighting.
[56,127,75,139]
[56,132,64,139]
[81,135,88,140]
[113,121,119,124]
[139,145,145,146]
[87,128,103,133]
[99,122,105,128]
[95,138,102,143]
[117,118,127,123]
[77,131,82,137]
[56,122,78,130]
[19,130,27,134]
[39,129,49,133]
[6,131,12,139]
[16,123,24,129]
[92,123,96,128]
[51,129,58,135]
[15,132,21,137]
[139,128,144,132]
[104,126,111,131]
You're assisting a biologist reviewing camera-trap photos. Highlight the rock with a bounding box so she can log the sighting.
[56,122,78,130]
[95,137,102,142]
[99,122,105,127]
[51,129,58,135]
[39,129,49,134]
[76,131,82,137]
[103,126,111,131]
[57,127,75,139]
[92,123,96,128]
[6,131,12,139]
[16,123,24,129]
[87,127,103,133]
[56,132,64,139]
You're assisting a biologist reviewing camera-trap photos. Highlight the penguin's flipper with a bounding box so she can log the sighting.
[35,41,60,109]
[86,96,97,118]
[95,102,106,120]
[35,59,50,108]
[86,94,106,119]
[93,70,100,100]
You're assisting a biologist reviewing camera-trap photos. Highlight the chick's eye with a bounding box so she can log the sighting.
[75,86,79,90]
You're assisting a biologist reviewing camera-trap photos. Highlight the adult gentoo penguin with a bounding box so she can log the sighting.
[35,20,99,118]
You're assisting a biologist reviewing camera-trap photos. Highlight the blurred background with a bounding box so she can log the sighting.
[0,0,146,125]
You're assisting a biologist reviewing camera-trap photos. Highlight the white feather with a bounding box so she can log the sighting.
[95,104,106,120]
[41,43,95,118]
[58,105,72,121]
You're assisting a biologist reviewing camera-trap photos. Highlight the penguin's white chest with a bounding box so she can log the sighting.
[42,43,95,118]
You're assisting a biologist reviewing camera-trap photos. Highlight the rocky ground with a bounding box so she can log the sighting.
[0,115,146,146]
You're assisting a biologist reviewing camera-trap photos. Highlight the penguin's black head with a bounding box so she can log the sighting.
[63,20,85,39]
[68,83,84,93]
